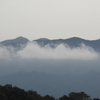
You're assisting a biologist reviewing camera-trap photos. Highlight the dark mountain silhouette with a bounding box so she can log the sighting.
[0,36,29,47]
[34,37,100,51]
[0,36,100,51]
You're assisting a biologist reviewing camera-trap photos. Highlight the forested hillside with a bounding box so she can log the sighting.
[0,84,99,100]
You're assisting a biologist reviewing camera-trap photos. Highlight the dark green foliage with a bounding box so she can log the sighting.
[59,95,71,100]
[0,84,55,100]
[68,92,90,100]
[93,99,100,100]
[0,84,42,100]
[0,84,99,100]
[43,95,55,100]
[27,90,42,100]
[59,93,91,100]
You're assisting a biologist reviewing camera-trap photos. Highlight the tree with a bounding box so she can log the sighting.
[59,95,70,100]
[93,98,100,100]
[43,94,55,100]
[68,92,91,100]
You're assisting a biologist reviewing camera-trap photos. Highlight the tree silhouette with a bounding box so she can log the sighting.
[68,92,90,100]
[0,84,99,100]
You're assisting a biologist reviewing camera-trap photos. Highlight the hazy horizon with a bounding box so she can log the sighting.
[0,42,100,98]
[1,0,100,41]
[0,36,100,42]
[1,0,100,98]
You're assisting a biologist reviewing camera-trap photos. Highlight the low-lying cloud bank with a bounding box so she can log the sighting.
[0,43,100,98]
[0,42,100,76]
[0,42,99,60]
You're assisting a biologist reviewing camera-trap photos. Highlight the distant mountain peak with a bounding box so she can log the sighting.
[0,36,29,46]
[67,37,85,40]
[15,36,26,39]
[1,36,100,51]
[14,36,29,41]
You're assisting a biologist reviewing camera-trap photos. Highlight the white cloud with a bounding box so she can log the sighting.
[16,43,99,60]
[0,43,100,76]
[0,45,14,60]
[0,43,99,60]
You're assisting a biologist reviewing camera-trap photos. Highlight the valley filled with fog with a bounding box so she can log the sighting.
[0,38,100,98]
[0,41,100,75]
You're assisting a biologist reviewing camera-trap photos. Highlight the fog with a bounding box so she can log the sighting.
[0,42,100,76]
[0,42,99,60]
[0,43,100,98]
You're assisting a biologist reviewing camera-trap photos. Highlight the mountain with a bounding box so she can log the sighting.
[33,37,100,51]
[0,70,100,98]
[0,36,100,98]
[0,36,29,47]
[0,36,100,51]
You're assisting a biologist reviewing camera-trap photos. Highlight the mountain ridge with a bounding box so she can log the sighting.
[1,36,100,43]
[0,36,29,47]
[33,37,100,51]
[0,70,100,98]
[0,36,100,51]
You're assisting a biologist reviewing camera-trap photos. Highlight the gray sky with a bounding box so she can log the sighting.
[0,0,100,41]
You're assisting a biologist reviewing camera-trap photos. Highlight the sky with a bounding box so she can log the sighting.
[0,0,100,41]
[1,1,100,96]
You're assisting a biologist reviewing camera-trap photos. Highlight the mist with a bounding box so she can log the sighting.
[0,42,100,98]
[17,42,99,60]
[0,42,99,60]
[0,42,100,76]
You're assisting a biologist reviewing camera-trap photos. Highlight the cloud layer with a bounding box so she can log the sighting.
[0,42,99,60]
[0,42,100,76]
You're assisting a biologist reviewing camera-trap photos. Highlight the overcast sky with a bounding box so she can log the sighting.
[0,0,100,41]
